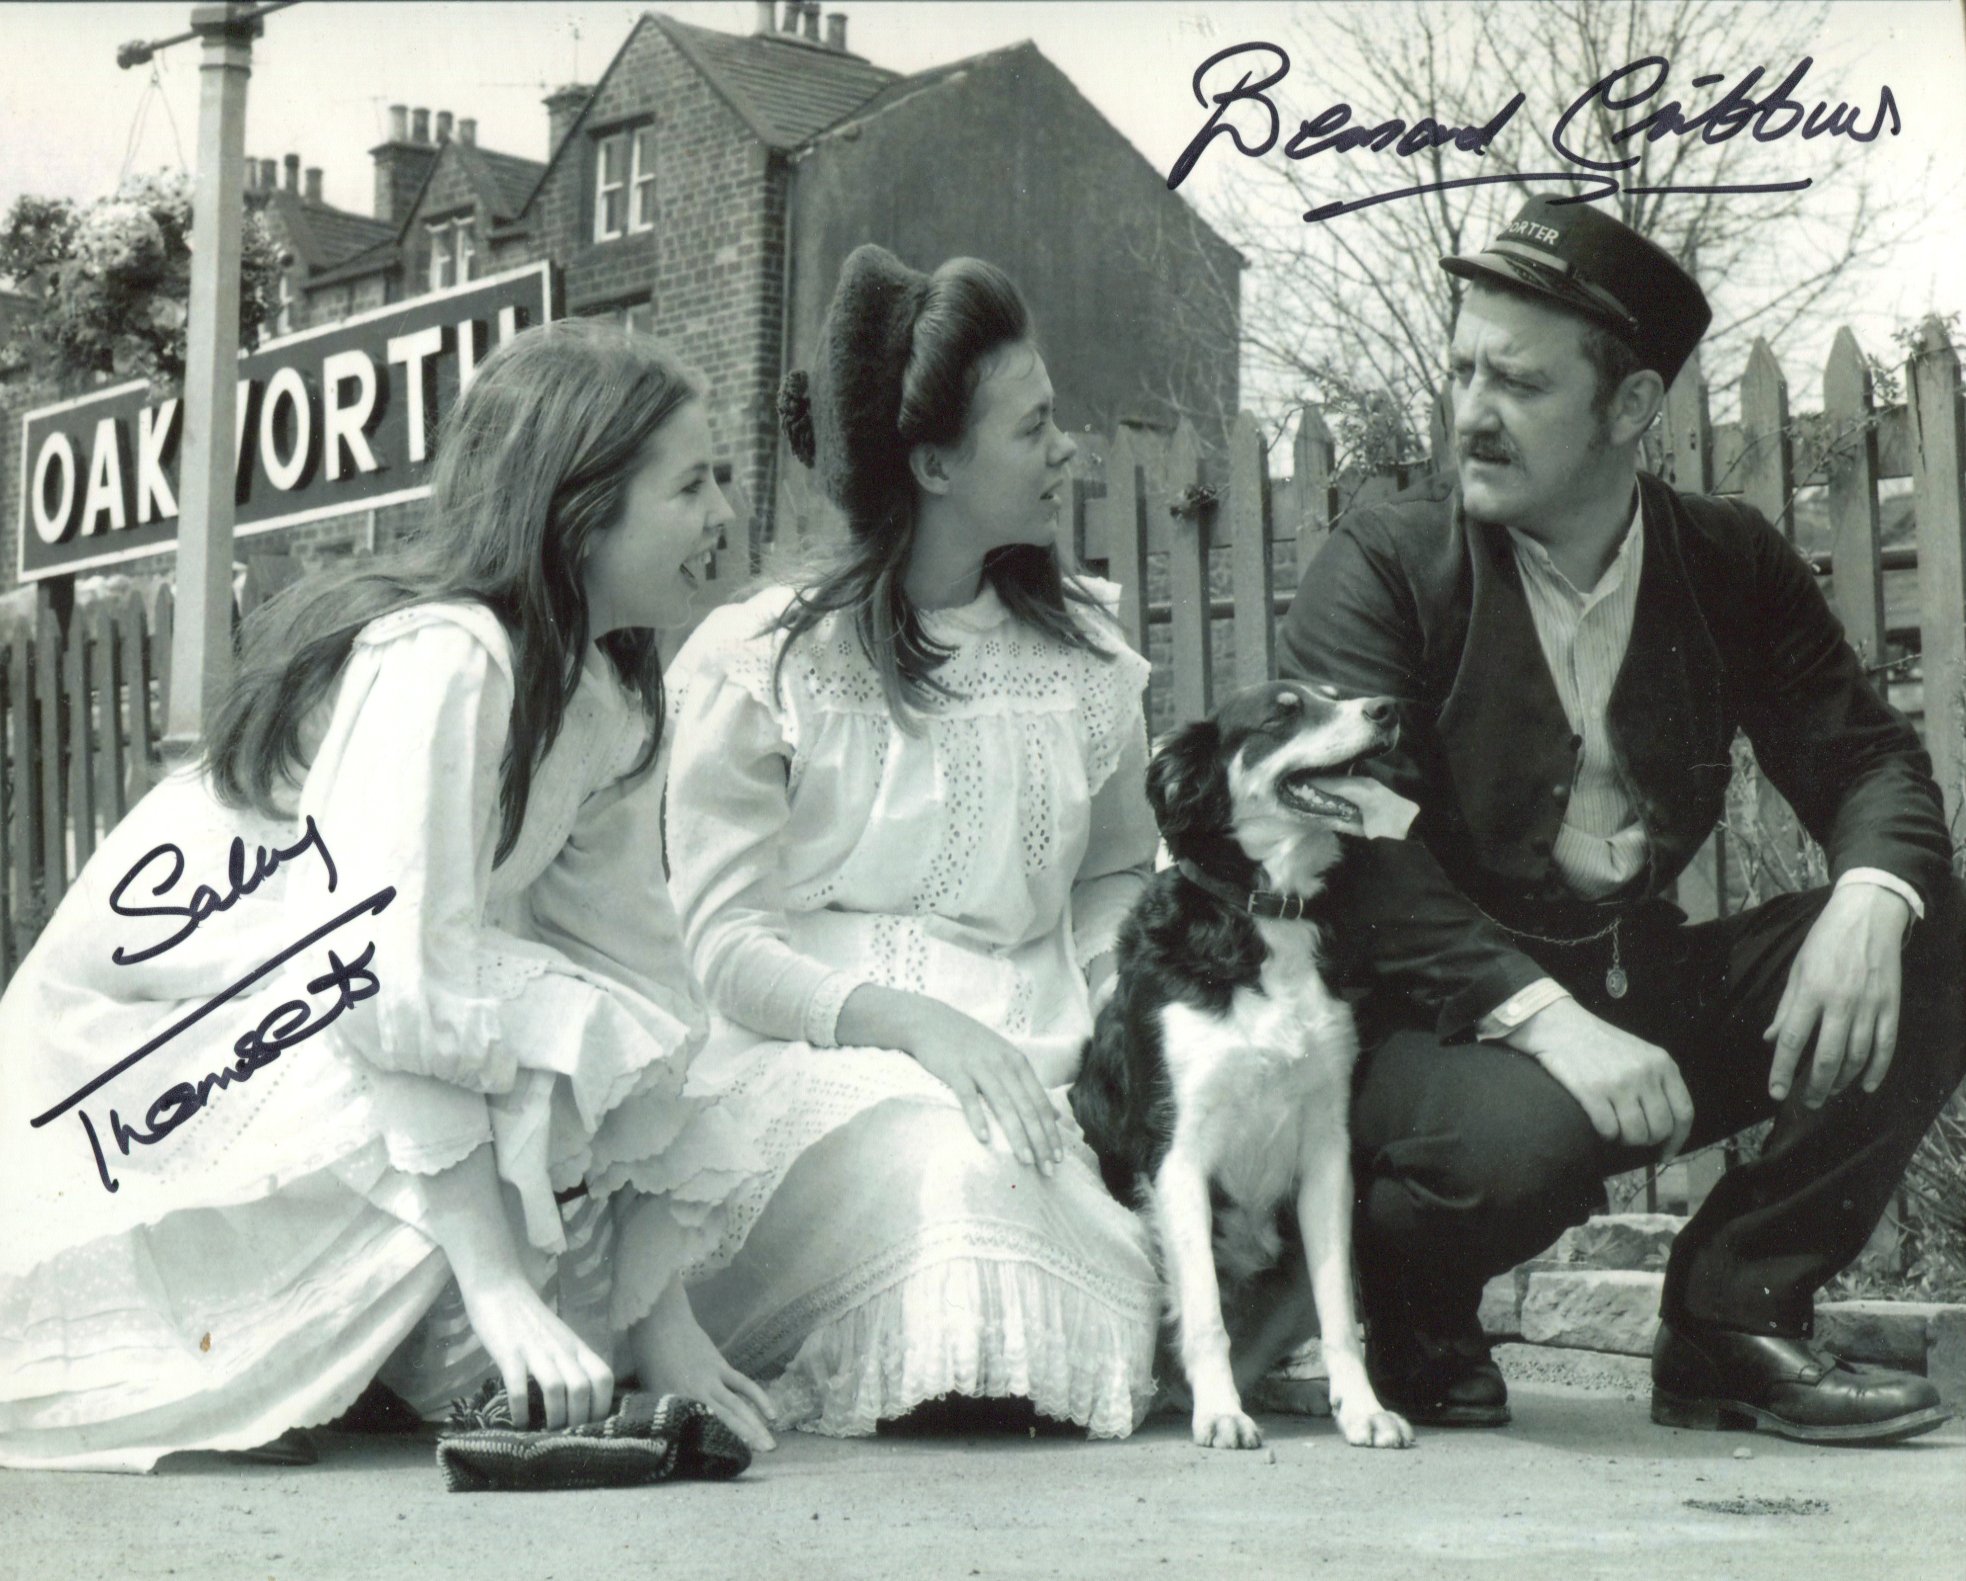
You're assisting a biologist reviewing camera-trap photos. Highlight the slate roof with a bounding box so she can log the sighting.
[457,143,546,220]
[259,189,396,273]
[649,13,897,150]
[807,49,998,140]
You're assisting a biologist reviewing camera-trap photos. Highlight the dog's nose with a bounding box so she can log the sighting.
[1362,697,1396,724]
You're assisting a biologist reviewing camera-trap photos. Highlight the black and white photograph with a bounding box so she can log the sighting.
[1,1,1963,1575]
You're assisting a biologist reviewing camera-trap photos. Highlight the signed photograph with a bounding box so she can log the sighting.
[1,2,1963,1577]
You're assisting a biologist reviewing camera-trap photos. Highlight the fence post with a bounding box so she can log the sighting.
[1103,428,1150,659]
[1226,412,1275,690]
[1293,405,1336,562]
[1740,338,1795,536]
[1663,347,1713,493]
[1739,339,1811,894]
[35,609,64,906]
[1662,349,1730,920]
[2,628,28,980]
[92,602,128,834]
[1164,419,1212,722]
[1822,327,1886,665]
[117,593,159,810]
[1908,315,1966,829]
[64,616,97,870]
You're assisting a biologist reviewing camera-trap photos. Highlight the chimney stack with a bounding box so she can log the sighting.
[259,157,278,190]
[304,166,323,204]
[283,153,301,192]
[436,110,453,142]
[781,2,799,32]
[459,117,477,146]
[372,103,441,224]
[543,83,593,158]
[826,10,846,49]
[801,1,820,41]
[754,1,775,33]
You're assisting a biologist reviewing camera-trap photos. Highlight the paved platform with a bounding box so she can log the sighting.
[3,1380,1960,1581]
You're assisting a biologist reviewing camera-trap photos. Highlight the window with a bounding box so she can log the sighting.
[633,126,657,230]
[425,216,476,292]
[593,124,656,242]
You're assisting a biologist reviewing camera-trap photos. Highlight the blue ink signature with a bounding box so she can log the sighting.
[108,814,340,966]
[1169,44,1900,222]
[31,886,397,1193]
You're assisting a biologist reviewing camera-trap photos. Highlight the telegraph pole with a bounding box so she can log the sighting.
[120,4,287,763]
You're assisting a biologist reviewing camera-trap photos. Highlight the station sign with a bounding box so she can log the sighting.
[15,261,553,581]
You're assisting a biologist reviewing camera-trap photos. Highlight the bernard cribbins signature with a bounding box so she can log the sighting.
[1169,45,1901,221]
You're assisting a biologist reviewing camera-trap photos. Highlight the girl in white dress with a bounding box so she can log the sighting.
[0,321,777,1471]
[663,246,1162,1438]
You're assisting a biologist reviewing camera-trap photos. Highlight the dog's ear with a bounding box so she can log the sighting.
[1146,720,1224,841]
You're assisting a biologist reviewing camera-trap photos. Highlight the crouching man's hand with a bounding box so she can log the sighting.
[1764,882,1911,1108]
[1505,997,1695,1162]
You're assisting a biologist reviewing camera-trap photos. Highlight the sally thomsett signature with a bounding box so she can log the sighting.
[27,819,396,1194]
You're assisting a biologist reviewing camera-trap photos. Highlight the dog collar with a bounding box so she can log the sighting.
[1175,859,1318,922]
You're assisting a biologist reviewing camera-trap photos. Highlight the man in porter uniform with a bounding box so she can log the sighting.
[1281,196,1963,1442]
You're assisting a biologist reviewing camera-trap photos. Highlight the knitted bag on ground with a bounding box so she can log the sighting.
[436,1379,750,1493]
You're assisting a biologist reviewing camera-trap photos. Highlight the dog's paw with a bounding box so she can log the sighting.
[1193,1408,1265,1450]
[1336,1404,1414,1449]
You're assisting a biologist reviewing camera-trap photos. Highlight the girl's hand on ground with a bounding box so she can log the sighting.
[455,1269,616,1431]
[634,1280,778,1453]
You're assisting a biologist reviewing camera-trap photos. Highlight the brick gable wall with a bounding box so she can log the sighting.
[523,21,789,551]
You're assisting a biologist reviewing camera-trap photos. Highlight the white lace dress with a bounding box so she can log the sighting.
[0,602,756,1471]
[663,579,1162,1439]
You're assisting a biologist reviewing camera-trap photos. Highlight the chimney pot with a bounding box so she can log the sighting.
[388,103,408,142]
[826,10,846,49]
[459,117,477,145]
[260,157,278,190]
[543,83,592,158]
[304,167,322,203]
[802,1,820,41]
[755,1,775,33]
[411,107,430,143]
[243,160,257,191]
[781,2,800,31]
[283,152,301,191]
[436,110,453,142]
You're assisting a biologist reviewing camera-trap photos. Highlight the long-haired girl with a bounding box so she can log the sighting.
[0,320,776,1470]
[661,247,1162,1437]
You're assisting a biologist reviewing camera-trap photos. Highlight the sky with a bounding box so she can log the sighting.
[2,1,1962,382]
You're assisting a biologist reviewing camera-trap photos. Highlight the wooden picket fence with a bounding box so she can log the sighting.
[1,587,175,983]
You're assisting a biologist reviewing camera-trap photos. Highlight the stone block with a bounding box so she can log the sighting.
[1928,1307,1966,1410]
[1813,1299,1949,1371]
[1479,1272,1522,1339]
[1552,1213,1685,1271]
[1521,1269,1663,1356]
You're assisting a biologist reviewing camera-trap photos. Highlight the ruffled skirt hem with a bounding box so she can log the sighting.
[761,1251,1158,1442]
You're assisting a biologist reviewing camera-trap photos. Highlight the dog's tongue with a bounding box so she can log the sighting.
[1301,777,1419,840]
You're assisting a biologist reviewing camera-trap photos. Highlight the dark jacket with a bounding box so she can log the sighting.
[1278,469,1951,1042]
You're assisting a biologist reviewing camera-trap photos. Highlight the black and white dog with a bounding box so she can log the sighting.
[1072,680,1414,1451]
